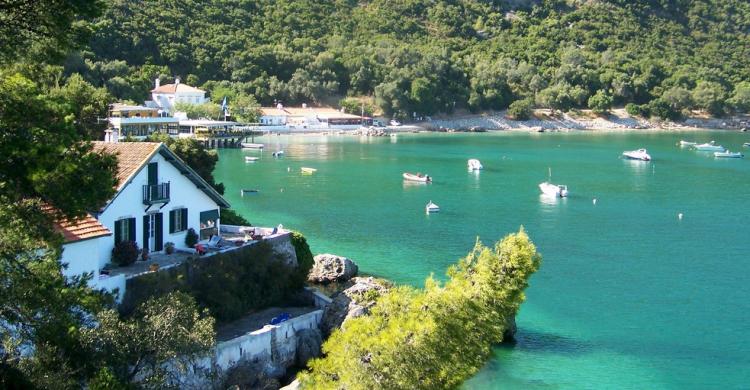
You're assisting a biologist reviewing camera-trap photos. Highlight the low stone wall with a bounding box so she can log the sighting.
[305,287,333,309]
[215,309,323,371]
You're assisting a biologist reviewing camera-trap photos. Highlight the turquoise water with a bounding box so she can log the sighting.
[215,131,750,389]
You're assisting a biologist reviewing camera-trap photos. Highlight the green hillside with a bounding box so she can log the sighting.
[69,0,750,118]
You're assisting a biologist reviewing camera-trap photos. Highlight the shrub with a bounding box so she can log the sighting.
[121,240,307,323]
[111,240,139,267]
[648,98,680,120]
[626,103,648,117]
[290,231,315,283]
[588,90,613,115]
[507,98,534,120]
[185,228,198,247]
[221,209,251,226]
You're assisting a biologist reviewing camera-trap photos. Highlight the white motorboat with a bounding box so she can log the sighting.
[425,201,440,214]
[694,141,725,152]
[714,151,744,158]
[301,167,317,174]
[403,172,432,182]
[467,159,483,171]
[272,150,284,157]
[241,143,265,149]
[679,140,697,147]
[244,156,259,162]
[622,148,651,161]
[743,142,750,148]
[539,182,569,198]
[390,119,402,126]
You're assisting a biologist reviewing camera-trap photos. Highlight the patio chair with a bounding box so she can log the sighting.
[206,235,222,249]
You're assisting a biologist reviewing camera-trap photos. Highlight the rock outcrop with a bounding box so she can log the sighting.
[295,328,323,366]
[308,253,358,283]
[320,277,389,335]
[503,316,517,341]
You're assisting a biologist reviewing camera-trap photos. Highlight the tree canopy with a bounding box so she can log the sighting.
[66,0,750,119]
[299,228,541,389]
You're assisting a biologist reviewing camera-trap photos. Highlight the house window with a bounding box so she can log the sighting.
[169,208,188,234]
[114,217,136,244]
[199,209,219,240]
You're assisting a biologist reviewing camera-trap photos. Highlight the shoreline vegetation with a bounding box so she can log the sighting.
[297,229,541,389]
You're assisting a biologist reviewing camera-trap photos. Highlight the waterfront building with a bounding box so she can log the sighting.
[56,140,230,299]
[258,105,364,130]
[108,103,179,138]
[149,77,207,114]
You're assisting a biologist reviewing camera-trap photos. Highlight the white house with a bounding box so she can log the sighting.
[150,78,207,114]
[108,103,179,138]
[57,141,230,300]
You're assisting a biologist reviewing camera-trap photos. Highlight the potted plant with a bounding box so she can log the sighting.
[164,242,175,255]
[149,263,160,272]
[141,247,150,262]
[185,228,198,248]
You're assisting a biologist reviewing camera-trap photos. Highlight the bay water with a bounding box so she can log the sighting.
[214,131,750,389]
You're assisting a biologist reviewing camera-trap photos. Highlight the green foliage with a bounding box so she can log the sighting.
[64,0,750,117]
[83,292,215,388]
[661,86,693,114]
[692,81,728,116]
[648,98,680,120]
[184,228,199,248]
[299,228,541,389]
[728,82,750,113]
[340,97,376,117]
[221,209,252,226]
[626,102,648,117]
[230,93,260,123]
[111,240,139,267]
[507,98,534,120]
[290,231,315,284]
[121,241,306,323]
[174,101,222,119]
[588,90,614,115]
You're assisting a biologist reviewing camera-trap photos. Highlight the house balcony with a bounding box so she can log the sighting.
[142,182,170,204]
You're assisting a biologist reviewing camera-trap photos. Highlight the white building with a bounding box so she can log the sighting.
[150,78,207,114]
[108,103,179,138]
[57,141,230,300]
[258,105,364,130]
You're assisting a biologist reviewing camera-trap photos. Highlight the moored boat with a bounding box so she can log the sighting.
[301,167,317,174]
[403,172,432,182]
[679,140,697,147]
[622,148,651,161]
[241,142,265,149]
[272,150,285,157]
[244,156,259,162]
[743,142,750,148]
[425,201,440,214]
[467,158,483,171]
[714,151,744,158]
[539,182,569,198]
[694,141,725,152]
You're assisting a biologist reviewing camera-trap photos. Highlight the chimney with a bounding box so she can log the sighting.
[154,78,160,89]
[175,77,180,85]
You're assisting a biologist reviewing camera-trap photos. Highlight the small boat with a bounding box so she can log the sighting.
[539,182,568,198]
[679,140,697,147]
[240,189,259,196]
[425,201,440,214]
[743,142,750,148]
[403,172,432,182]
[241,143,265,149]
[467,159,483,171]
[694,141,725,152]
[272,150,285,157]
[390,119,402,126]
[301,167,317,174]
[714,151,744,158]
[244,156,259,162]
[622,149,651,161]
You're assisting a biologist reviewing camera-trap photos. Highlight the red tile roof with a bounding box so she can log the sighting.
[151,83,205,94]
[54,213,111,243]
[92,141,161,189]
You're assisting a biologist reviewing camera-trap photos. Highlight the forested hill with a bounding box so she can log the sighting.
[69,0,750,119]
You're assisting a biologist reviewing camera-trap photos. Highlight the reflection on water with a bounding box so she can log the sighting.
[539,193,566,207]
[402,180,429,190]
[622,159,651,174]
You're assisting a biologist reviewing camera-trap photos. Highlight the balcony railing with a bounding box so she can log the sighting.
[142,182,170,204]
